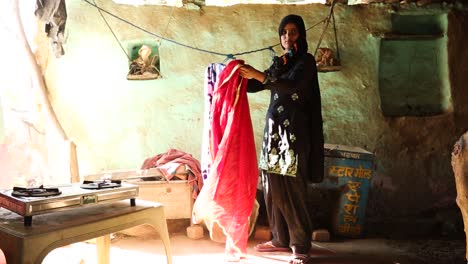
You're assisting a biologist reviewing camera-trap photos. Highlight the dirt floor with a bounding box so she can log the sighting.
[41,221,467,264]
[386,238,466,264]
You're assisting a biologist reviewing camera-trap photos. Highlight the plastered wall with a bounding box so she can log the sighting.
[2,0,468,234]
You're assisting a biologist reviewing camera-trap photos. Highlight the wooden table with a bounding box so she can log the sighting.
[0,199,172,264]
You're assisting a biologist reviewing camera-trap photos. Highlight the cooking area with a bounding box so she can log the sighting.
[0,181,139,226]
[0,180,172,264]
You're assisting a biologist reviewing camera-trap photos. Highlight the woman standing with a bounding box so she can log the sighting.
[239,14,324,264]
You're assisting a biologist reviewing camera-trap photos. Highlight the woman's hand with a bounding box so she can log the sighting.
[239,64,266,83]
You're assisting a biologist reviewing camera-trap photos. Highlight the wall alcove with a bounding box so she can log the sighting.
[374,14,451,117]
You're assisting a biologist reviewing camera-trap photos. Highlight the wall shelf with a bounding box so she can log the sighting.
[318,65,342,72]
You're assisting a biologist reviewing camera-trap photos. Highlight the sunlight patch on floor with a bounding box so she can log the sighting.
[42,234,295,264]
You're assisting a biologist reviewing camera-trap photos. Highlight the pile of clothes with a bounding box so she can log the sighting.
[141,148,203,199]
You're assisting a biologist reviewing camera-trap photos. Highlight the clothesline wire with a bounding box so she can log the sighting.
[159,5,176,48]
[314,0,338,57]
[82,0,329,60]
[331,7,340,60]
[91,0,131,60]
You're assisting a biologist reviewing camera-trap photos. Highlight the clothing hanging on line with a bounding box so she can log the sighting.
[35,0,67,57]
[201,63,225,181]
[193,59,258,255]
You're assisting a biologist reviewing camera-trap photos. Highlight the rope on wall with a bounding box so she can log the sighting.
[92,0,130,60]
[313,0,340,61]
[83,0,332,61]
[159,4,176,48]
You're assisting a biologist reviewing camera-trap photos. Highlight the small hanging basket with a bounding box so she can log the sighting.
[316,47,340,67]
[127,72,161,80]
[127,45,162,80]
[314,0,342,72]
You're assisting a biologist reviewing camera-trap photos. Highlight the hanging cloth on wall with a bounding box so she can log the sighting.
[193,59,259,255]
[200,63,225,181]
[35,0,67,58]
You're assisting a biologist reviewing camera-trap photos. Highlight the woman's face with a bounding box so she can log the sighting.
[281,23,300,51]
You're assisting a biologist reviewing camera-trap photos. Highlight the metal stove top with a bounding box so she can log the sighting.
[0,182,139,226]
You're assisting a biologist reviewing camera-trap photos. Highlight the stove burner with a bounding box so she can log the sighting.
[12,185,62,198]
[80,180,122,190]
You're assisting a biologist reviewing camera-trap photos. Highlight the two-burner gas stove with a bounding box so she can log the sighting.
[0,180,139,226]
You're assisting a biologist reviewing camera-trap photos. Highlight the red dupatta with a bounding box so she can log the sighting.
[192,59,258,254]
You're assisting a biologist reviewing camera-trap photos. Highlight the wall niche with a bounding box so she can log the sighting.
[375,14,451,117]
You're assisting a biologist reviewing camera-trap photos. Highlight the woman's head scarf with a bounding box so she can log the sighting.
[278,14,308,55]
[265,14,309,82]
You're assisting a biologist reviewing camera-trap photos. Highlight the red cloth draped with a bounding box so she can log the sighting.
[192,59,258,254]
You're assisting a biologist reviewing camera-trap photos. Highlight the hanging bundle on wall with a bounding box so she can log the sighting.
[314,0,342,72]
[91,0,162,80]
[127,44,161,80]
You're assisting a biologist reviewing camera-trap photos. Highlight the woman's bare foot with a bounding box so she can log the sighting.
[288,253,310,264]
[224,252,246,262]
[224,252,240,262]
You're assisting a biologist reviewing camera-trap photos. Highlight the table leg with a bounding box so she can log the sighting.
[24,216,32,226]
[148,207,173,264]
[96,234,111,264]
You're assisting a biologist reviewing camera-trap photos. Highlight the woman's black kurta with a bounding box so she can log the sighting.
[247,52,323,183]
[247,52,323,254]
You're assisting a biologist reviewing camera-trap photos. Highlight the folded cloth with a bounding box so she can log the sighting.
[141,149,203,199]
